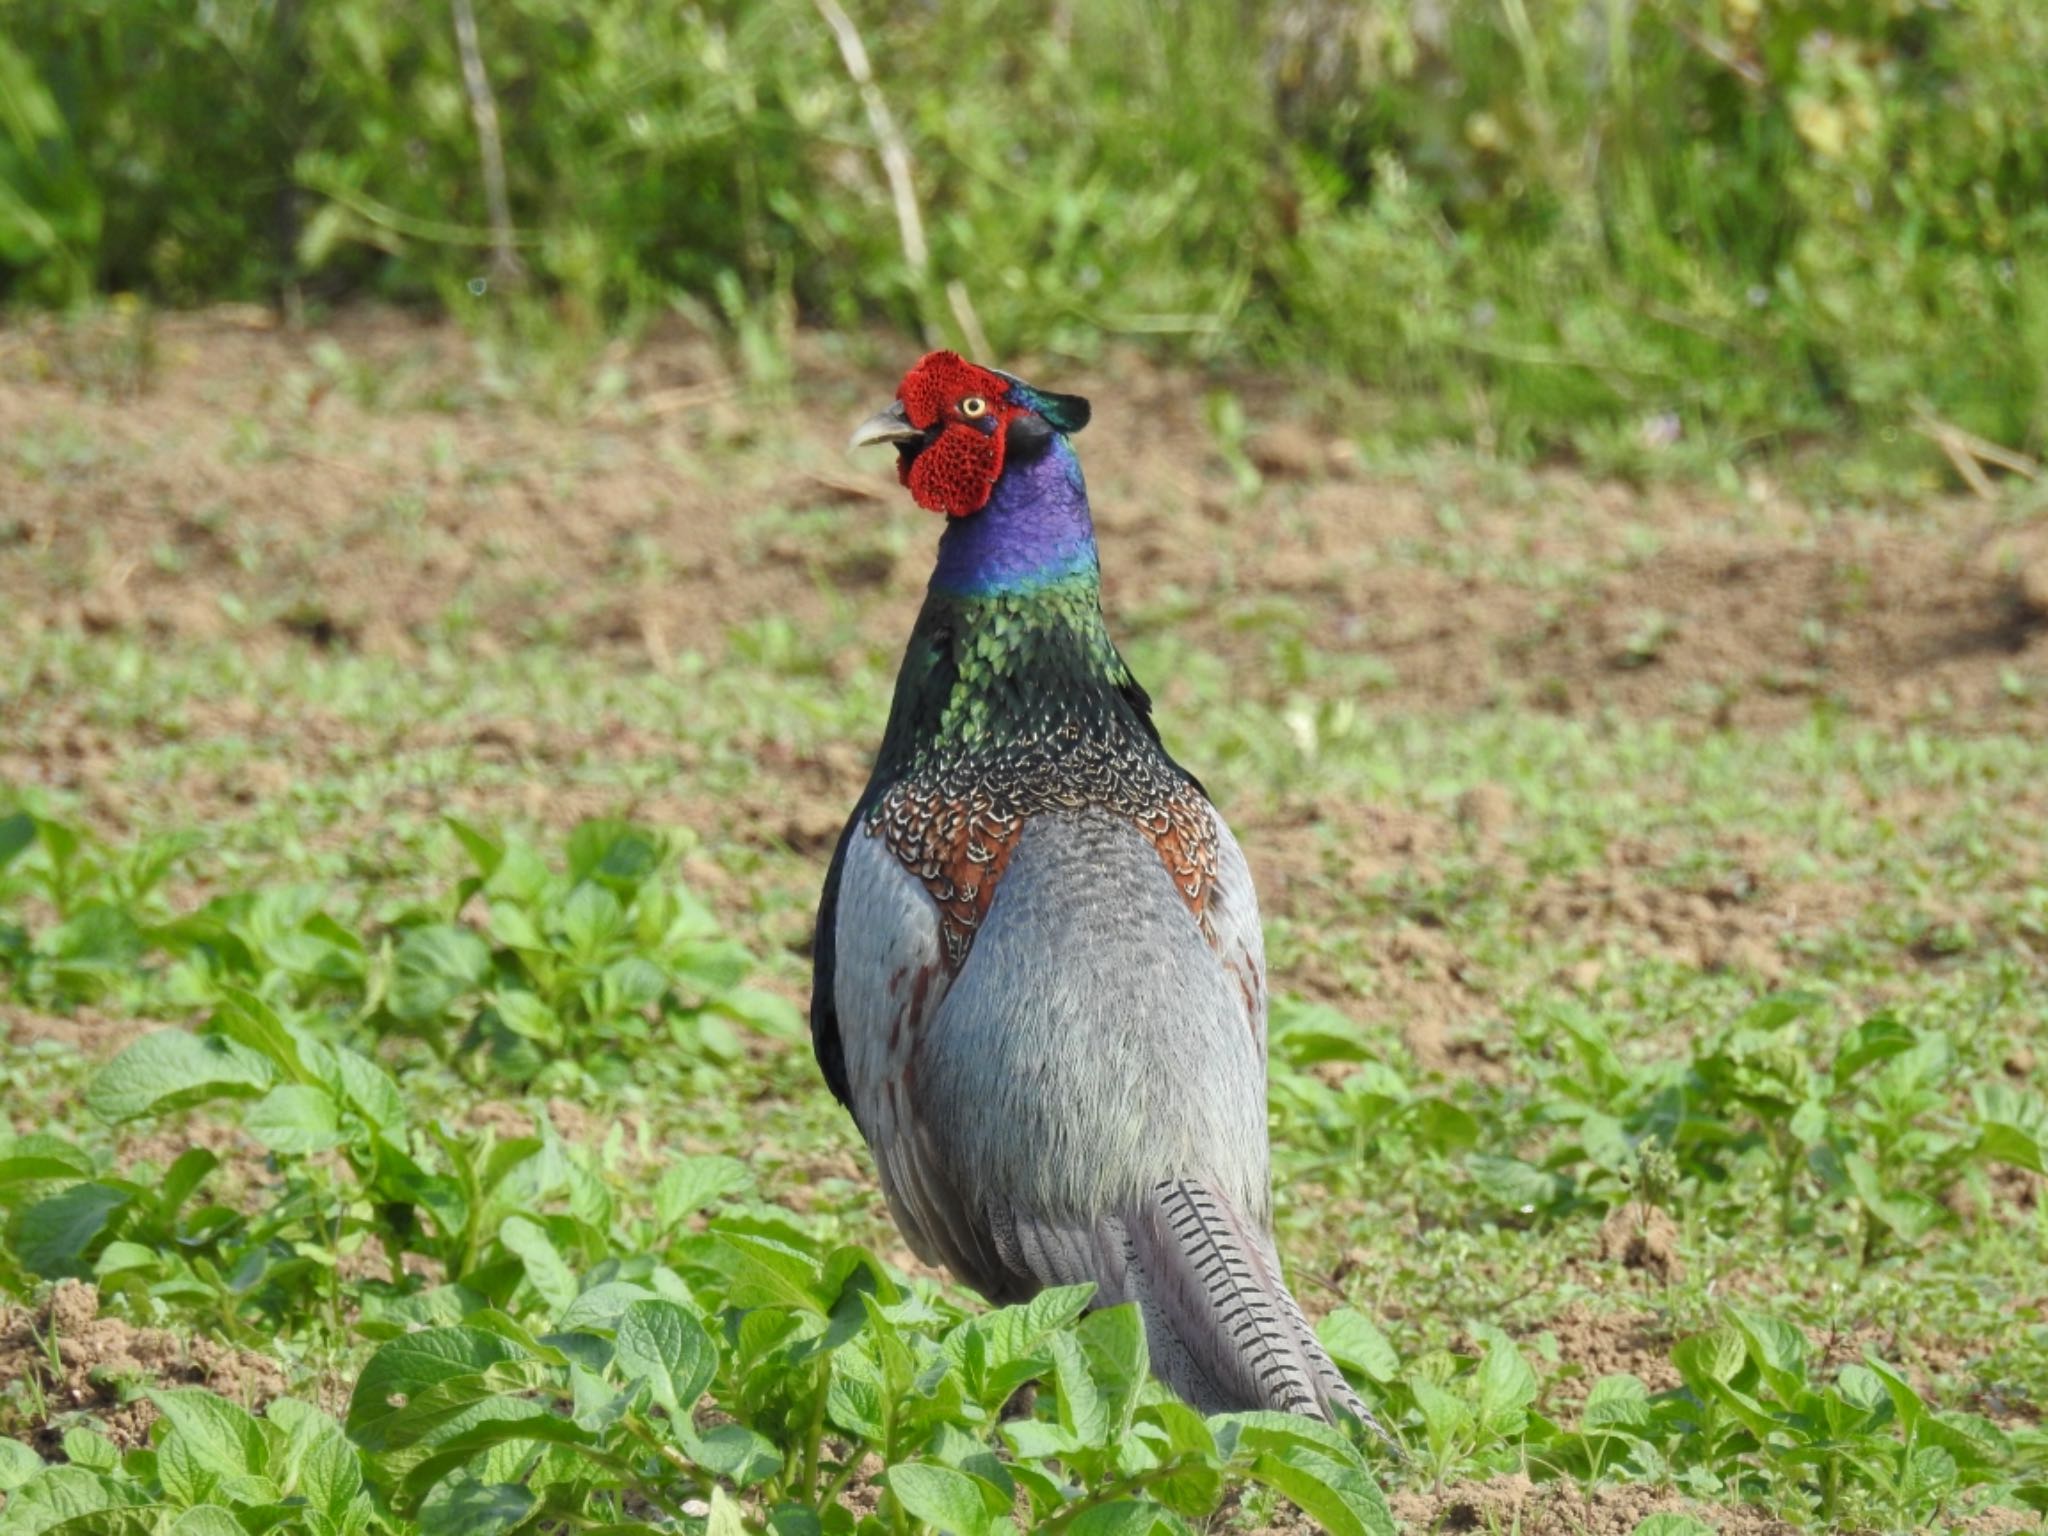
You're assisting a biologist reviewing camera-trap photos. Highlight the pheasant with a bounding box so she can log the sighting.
[811,351,1376,1429]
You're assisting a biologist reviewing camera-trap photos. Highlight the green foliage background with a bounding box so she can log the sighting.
[2,0,2043,477]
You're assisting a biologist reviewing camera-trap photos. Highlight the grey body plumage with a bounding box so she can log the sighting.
[814,351,1382,1433]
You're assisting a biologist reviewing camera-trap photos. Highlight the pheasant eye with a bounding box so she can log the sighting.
[958,396,989,419]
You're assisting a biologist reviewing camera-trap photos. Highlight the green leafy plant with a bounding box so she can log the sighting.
[1472,996,2048,1264]
[0,811,796,1088]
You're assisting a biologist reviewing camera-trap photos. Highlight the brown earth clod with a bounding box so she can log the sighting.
[1594,1204,1685,1283]
[0,1279,287,1449]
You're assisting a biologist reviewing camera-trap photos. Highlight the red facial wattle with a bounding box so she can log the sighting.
[894,351,1026,518]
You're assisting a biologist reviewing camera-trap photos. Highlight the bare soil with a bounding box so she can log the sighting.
[1388,1472,1789,1535]
[2,1005,153,1062]
[3,310,2043,736]
[0,1279,287,1449]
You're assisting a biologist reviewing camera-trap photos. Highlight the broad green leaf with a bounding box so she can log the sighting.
[0,1438,45,1492]
[486,902,544,952]
[1835,1363,1887,1413]
[1579,1113,1636,1173]
[601,955,667,1011]
[713,986,804,1039]
[1077,1304,1148,1440]
[0,1464,140,1532]
[14,1182,130,1277]
[387,925,492,1023]
[167,1508,246,1536]
[490,990,559,1044]
[922,1424,1013,1501]
[1974,1082,2047,1173]
[1008,1460,1067,1517]
[1582,1374,1652,1431]
[1135,1403,1225,1516]
[559,884,625,960]
[1466,1154,1565,1211]
[91,1241,159,1279]
[884,1463,1010,1536]
[676,1420,781,1485]
[1670,1327,1746,1393]
[244,1084,344,1155]
[57,1430,115,1474]
[157,1148,218,1214]
[0,811,34,870]
[1141,1400,1218,1462]
[1212,1410,1365,1467]
[1832,1013,1915,1084]
[1921,1409,2010,1471]
[86,1030,273,1123]
[330,1048,405,1132]
[1408,1379,1473,1461]
[567,820,662,891]
[970,1283,1095,1375]
[1739,991,1824,1031]
[1051,1329,1108,1448]
[613,1299,716,1417]
[148,1389,268,1479]
[485,840,553,905]
[346,1328,532,1448]
[1629,1518,1715,1536]
[653,1156,751,1229]
[498,1215,578,1311]
[1247,1445,1394,1536]
[445,817,504,879]
[1862,1356,1925,1431]
[41,1509,165,1536]
[1901,1443,1958,1504]
[158,1422,220,1507]
[1841,1153,1945,1242]
[1727,1308,1807,1395]
[267,1401,362,1518]
[1271,1001,1375,1064]
[1475,1336,1538,1435]
[1978,1119,2046,1174]
[210,991,317,1083]
[711,1232,824,1312]
[827,1358,887,1442]
[1407,1097,1481,1151]
[417,1479,536,1536]
[555,1281,660,1334]
[392,1408,598,1503]
[1318,1309,1398,1384]
[0,1139,96,1189]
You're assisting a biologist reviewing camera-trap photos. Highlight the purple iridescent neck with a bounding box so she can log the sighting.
[930,436,1098,597]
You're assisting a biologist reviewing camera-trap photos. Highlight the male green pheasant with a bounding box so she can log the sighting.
[811,351,1375,1428]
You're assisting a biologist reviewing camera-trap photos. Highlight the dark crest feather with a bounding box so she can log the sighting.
[991,368,1091,436]
[1035,389,1091,434]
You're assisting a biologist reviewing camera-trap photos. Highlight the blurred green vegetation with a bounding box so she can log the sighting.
[2,0,2044,485]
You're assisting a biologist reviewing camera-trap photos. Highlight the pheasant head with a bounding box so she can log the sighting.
[849,351,1092,519]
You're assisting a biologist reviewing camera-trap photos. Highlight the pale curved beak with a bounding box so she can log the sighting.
[848,399,923,452]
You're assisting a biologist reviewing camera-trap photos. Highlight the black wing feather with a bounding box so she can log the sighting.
[808,809,862,1111]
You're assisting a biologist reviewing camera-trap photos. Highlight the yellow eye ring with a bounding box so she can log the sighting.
[959,396,989,419]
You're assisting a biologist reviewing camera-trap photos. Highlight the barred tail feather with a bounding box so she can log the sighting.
[1132,1179,1381,1431]
[986,1181,1385,1436]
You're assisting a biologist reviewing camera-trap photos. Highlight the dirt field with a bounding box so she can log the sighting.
[4,312,2046,1534]
[5,309,2045,738]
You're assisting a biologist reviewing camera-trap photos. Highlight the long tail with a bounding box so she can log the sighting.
[988,1179,1385,1435]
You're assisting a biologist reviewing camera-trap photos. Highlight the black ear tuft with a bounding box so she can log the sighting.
[1037,390,1090,435]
